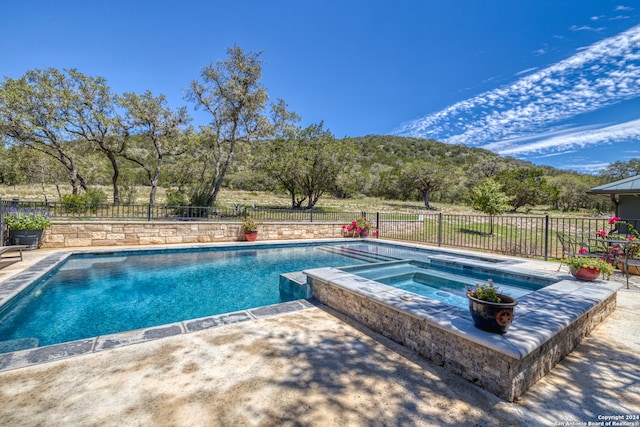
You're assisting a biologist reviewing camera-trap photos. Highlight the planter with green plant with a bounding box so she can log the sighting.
[466,280,517,334]
[5,208,53,249]
[563,255,615,281]
[241,216,262,242]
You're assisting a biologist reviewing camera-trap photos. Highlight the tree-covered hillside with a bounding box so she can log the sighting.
[1,49,635,213]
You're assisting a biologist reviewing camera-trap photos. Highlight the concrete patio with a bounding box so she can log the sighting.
[0,247,638,426]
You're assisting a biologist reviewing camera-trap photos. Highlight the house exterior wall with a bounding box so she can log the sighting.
[619,195,640,220]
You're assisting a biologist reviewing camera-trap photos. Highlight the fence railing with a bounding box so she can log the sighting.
[1,198,635,261]
[376,212,639,260]
[0,199,365,223]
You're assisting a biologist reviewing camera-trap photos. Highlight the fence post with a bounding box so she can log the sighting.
[437,213,443,247]
[544,215,549,261]
[147,204,151,222]
[376,212,379,239]
[0,198,4,246]
[310,208,313,223]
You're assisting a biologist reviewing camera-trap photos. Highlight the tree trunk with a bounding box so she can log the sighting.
[423,191,432,210]
[107,152,120,204]
[149,165,161,206]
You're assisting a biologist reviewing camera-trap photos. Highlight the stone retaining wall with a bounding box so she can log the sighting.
[40,221,344,248]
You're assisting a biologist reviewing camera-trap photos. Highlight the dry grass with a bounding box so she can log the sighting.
[0,184,605,218]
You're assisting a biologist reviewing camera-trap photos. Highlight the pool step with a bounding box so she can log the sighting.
[316,246,398,263]
[349,264,419,281]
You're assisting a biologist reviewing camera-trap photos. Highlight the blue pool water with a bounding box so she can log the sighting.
[340,260,556,309]
[0,243,376,350]
[0,240,552,353]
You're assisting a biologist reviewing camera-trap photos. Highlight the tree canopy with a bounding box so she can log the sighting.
[0,51,632,214]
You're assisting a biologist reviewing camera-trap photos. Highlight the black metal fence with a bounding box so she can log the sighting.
[1,198,636,261]
[0,199,364,223]
[376,212,640,260]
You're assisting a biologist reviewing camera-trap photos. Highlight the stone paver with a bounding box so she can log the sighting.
[0,246,638,426]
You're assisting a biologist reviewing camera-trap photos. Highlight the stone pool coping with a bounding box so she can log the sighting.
[304,264,622,401]
[0,297,316,372]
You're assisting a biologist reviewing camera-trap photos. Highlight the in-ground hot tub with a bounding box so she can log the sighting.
[304,243,621,401]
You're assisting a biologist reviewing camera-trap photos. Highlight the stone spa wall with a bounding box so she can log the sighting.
[305,266,621,401]
[40,221,344,248]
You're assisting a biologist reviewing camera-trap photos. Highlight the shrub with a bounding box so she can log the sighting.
[166,189,188,207]
[466,280,502,303]
[5,208,52,230]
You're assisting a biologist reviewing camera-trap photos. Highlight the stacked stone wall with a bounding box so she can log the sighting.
[40,221,344,248]
[310,276,618,401]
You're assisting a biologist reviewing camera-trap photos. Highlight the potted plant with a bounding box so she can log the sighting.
[5,208,52,249]
[241,216,262,242]
[563,254,615,281]
[605,217,640,275]
[466,280,517,334]
[342,216,377,238]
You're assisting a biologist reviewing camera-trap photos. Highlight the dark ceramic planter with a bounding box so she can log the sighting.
[9,229,43,249]
[467,293,518,334]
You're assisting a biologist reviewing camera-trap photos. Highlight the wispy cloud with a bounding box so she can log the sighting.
[482,119,640,155]
[615,5,634,12]
[570,24,606,32]
[514,67,538,76]
[563,162,612,173]
[395,24,640,154]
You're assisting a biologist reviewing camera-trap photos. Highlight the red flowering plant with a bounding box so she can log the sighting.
[342,216,377,238]
[595,216,640,263]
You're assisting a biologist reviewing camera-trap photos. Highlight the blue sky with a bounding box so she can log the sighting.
[2,1,639,173]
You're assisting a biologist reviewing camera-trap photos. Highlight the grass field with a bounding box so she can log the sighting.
[0,184,609,218]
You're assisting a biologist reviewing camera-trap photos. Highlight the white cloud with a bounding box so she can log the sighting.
[483,119,640,155]
[615,5,633,11]
[395,24,640,152]
[570,25,605,32]
[563,162,612,172]
[514,67,538,76]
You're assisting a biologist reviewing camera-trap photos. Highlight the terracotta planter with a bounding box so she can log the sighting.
[244,231,258,242]
[467,293,518,334]
[617,261,640,275]
[570,266,601,281]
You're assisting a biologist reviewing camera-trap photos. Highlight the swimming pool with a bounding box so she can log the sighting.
[0,239,621,401]
[0,240,546,356]
[0,242,375,352]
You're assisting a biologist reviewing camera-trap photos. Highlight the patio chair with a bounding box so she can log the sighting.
[0,245,28,268]
[556,232,600,271]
